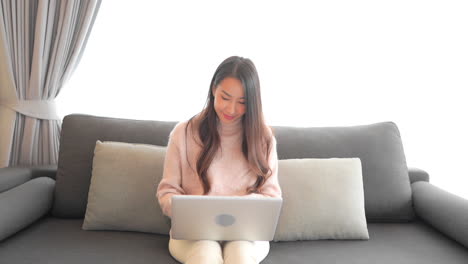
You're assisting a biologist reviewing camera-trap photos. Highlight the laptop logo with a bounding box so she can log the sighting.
[215,214,236,227]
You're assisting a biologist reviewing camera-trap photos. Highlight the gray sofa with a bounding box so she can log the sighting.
[1,114,467,263]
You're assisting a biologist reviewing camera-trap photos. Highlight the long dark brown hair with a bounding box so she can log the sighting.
[186,56,273,194]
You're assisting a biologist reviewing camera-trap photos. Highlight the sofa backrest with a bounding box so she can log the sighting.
[274,123,414,222]
[52,114,177,218]
[53,114,414,222]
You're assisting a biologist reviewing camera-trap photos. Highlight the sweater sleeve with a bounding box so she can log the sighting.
[156,123,186,218]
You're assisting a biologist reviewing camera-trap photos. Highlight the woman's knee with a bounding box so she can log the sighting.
[223,240,270,264]
[191,240,222,254]
[170,239,223,264]
[223,241,257,264]
[187,240,223,264]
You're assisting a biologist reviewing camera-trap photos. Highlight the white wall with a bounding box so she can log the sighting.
[57,0,468,199]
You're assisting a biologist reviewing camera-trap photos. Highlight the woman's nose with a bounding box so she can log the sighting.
[227,101,236,114]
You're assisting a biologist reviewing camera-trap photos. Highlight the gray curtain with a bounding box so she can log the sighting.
[0,0,101,167]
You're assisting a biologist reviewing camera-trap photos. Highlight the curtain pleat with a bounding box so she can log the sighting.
[10,113,23,164]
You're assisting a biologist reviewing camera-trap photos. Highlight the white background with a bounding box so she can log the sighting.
[57,0,468,199]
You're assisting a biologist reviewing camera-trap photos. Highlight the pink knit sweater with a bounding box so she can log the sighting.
[156,117,282,218]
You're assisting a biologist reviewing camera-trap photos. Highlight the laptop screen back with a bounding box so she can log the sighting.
[171,195,283,241]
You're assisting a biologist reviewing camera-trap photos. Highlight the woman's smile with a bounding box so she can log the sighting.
[223,113,235,120]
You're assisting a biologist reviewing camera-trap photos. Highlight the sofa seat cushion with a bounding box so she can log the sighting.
[266,220,468,264]
[1,217,467,264]
[0,217,177,264]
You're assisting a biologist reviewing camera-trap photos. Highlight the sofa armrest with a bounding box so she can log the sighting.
[408,167,429,183]
[412,181,468,248]
[0,165,57,193]
[0,177,55,242]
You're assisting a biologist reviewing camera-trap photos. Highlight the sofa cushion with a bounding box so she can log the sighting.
[1,217,467,264]
[274,158,369,241]
[82,141,170,235]
[274,122,414,222]
[53,114,177,218]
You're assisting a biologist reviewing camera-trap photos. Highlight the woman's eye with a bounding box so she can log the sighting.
[220,96,244,104]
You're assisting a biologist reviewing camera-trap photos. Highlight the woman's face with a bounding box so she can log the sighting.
[212,77,246,124]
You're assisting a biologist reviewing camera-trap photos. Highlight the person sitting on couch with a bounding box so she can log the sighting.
[156,55,282,264]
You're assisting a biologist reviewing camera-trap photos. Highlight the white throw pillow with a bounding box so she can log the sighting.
[273,158,369,241]
[82,141,170,234]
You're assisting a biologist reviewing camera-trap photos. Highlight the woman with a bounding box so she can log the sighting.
[157,56,281,264]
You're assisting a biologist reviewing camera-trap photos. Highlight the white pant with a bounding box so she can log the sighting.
[169,238,270,264]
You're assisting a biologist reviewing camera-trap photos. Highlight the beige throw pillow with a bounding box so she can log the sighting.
[274,158,369,241]
[82,141,170,234]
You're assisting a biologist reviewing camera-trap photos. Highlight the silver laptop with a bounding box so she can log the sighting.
[171,195,283,241]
